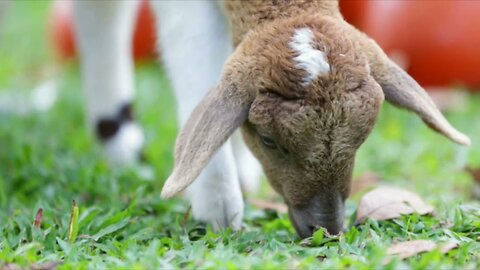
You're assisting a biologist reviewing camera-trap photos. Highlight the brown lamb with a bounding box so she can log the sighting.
[161,0,470,238]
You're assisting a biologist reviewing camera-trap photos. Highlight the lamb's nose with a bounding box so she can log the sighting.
[288,195,345,238]
[312,213,344,235]
[289,208,344,238]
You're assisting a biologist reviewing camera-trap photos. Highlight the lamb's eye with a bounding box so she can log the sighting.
[260,135,276,148]
[347,80,365,92]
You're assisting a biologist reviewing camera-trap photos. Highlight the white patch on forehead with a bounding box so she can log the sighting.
[289,27,330,86]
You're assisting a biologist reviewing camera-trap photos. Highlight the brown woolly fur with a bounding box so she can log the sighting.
[223,0,341,47]
[233,16,384,211]
[162,0,470,237]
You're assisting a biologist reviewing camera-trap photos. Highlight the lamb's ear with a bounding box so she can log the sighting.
[161,80,251,198]
[354,30,471,146]
[373,57,470,146]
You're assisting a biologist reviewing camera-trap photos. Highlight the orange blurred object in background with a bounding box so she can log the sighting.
[131,0,156,60]
[50,0,74,59]
[50,0,157,60]
[51,0,480,89]
[340,0,480,88]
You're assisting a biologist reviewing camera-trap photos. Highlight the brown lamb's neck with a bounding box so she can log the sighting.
[222,0,341,47]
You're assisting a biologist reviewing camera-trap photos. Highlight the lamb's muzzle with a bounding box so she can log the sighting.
[288,192,346,237]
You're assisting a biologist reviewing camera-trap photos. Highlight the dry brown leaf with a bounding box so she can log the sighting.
[34,208,43,229]
[356,186,434,224]
[386,240,458,261]
[438,242,459,253]
[250,199,288,214]
[1,262,60,270]
[1,264,22,270]
[387,240,436,259]
[31,262,60,270]
[351,172,380,195]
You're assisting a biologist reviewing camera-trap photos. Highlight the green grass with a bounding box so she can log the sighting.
[1,2,479,269]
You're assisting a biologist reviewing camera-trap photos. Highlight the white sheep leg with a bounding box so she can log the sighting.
[73,1,144,165]
[231,132,263,194]
[151,1,244,230]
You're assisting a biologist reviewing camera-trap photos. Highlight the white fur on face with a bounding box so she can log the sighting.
[289,27,330,85]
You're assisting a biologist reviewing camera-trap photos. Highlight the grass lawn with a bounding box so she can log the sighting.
[1,2,479,269]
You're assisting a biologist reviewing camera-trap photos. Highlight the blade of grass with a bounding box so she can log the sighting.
[68,200,79,244]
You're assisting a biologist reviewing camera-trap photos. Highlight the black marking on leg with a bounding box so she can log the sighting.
[95,102,134,142]
[97,119,120,141]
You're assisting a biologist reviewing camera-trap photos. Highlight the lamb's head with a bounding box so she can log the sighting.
[231,21,384,237]
[161,18,470,238]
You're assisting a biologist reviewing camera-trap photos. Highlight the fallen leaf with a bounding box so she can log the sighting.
[356,186,434,224]
[250,199,288,214]
[438,242,459,253]
[386,240,458,261]
[1,264,22,270]
[31,261,60,270]
[0,262,62,270]
[351,172,380,195]
[34,208,43,229]
[1,262,60,270]
[387,240,436,259]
